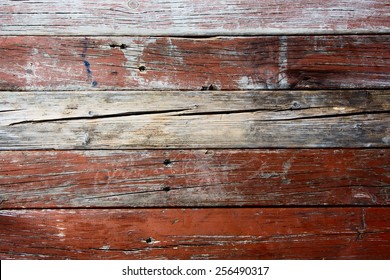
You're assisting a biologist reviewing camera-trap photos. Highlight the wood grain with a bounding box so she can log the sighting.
[1,208,389,259]
[1,0,389,262]
[1,0,389,36]
[1,150,389,208]
[1,90,389,149]
[0,36,389,90]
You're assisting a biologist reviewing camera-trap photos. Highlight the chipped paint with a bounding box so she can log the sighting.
[278,36,289,89]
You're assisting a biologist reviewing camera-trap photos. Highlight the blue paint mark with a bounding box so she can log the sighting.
[82,39,97,87]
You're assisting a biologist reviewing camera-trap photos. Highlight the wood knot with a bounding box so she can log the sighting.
[127,0,140,10]
[291,101,301,109]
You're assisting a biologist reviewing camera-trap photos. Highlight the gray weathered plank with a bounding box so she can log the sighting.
[1,90,389,149]
[1,0,389,35]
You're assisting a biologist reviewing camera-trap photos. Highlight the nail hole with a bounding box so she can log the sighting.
[109,43,128,49]
[145,237,153,244]
[162,186,171,192]
[201,84,217,91]
[163,159,172,166]
[291,101,301,109]
[92,81,98,87]
[139,65,147,72]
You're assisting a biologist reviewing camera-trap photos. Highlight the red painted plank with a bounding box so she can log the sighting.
[1,0,389,35]
[0,36,389,90]
[1,150,389,208]
[0,208,388,259]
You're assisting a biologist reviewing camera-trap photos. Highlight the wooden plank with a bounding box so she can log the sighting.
[0,36,389,90]
[1,90,389,149]
[1,150,389,208]
[1,208,389,259]
[1,0,389,36]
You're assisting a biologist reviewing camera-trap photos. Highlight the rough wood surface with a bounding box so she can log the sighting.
[0,36,389,90]
[1,150,389,208]
[1,0,389,36]
[1,208,389,259]
[1,0,389,262]
[1,90,389,149]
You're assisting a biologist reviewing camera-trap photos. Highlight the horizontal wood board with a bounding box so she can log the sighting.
[1,208,389,259]
[0,36,389,90]
[1,90,389,149]
[0,150,389,208]
[1,0,389,36]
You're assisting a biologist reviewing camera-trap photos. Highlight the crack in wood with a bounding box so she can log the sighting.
[250,110,390,122]
[7,107,390,127]
[7,108,190,126]
[0,109,24,113]
[84,182,238,201]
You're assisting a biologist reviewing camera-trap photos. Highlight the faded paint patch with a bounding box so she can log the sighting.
[278,36,289,88]
[382,136,390,145]
[282,159,292,184]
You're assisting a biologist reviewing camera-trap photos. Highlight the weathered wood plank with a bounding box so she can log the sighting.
[1,0,389,36]
[0,150,389,208]
[1,90,389,149]
[1,208,389,259]
[0,36,389,90]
